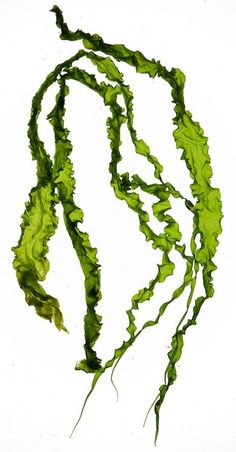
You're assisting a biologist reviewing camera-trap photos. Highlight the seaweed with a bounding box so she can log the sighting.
[12,6,223,445]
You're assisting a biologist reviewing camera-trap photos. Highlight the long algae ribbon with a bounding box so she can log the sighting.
[12,5,223,445]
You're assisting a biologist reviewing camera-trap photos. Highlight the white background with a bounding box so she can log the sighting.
[1,1,236,451]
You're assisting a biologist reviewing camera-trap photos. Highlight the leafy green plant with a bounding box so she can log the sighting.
[12,6,222,445]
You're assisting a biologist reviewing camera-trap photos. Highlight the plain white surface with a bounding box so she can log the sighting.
[1,0,236,451]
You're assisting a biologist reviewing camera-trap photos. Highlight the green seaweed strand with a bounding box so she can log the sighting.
[48,76,102,372]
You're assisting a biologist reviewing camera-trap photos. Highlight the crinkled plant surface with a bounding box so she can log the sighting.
[12,5,223,446]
